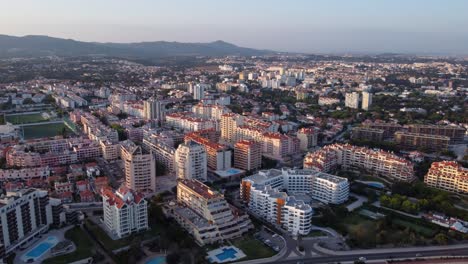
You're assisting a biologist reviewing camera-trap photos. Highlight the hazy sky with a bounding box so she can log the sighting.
[1,0,468,54]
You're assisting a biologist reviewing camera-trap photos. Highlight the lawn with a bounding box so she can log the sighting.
[392,218,437,237]
[43,226,94,264]
[22,122,72,139]
[232,236,276,261]
[6,113,47,124]
[84,220,130,250]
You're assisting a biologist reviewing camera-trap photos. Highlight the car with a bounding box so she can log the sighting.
[415,253,422,257]
[359,257,367,261]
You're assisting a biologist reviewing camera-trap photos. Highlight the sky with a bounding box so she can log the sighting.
[1,0,468,55]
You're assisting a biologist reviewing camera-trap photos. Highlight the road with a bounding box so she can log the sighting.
[268,246,468,264]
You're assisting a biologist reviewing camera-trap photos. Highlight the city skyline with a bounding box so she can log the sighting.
[1,0,468,55]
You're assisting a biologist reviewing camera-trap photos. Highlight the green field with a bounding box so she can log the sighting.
[22,123,72,139]
[43,227,94,264]
[84,220,130,250]
[5,113,48,124]
[392,218,437,237]
[232,236,276,261]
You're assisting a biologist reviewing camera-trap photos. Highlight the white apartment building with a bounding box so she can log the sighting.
[174,140,207,182]
[120,140,157,193]
[102,186,148,239]
[424,161,468,194]
[144,97,165,121]
[241,168,349,235]
[193,84,206,100]
[345,92,360,109]
[166,113,217,132]
[167,179,253,245]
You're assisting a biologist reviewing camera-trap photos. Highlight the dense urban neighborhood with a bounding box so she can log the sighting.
[0,52,467,264]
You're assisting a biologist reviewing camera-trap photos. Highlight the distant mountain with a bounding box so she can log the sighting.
[0,35,273,59]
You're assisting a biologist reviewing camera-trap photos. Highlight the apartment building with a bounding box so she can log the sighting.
[234,140,262,172]
[102,186,148,239]
[297,128,318,151]
[185,132,231,171]
[166,112,217,132]
[174,140,207,182]
[192,103,231,120]
[362,122,402,139]
[120,140,157,193]
[424,161,468,194]
[241,168,348,234]
[262,132,299,160]
[167,179,253,245]
[361,90,373,110]
[345,92,360,109]
[142,135,176,175]
[304,143,415,182]
[407,124,466,143]
[351,127,384,142]
[394,132,450,152]
[0,189,64,258]
[220,113,243,144]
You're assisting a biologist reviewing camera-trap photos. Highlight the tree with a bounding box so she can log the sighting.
[434,233,448,245]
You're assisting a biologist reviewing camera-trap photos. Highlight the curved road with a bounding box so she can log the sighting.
[266,246,468,264]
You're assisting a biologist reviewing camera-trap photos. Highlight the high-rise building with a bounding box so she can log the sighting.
[297,128,318,151]
[175,140,207,182]
[362,90,373,110]
[234,140,261,171]
[193,84,205,100]
[144,97,165,121]
[0,189,65,259]
[166,179,253,245]
[220,113,243,144]
[351,127,384,142]
[345,92,360,109]
[424,161,468,194]
[102,186,148,239]
[120,140,157,193]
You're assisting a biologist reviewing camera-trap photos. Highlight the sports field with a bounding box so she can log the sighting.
[5,113,48,124]
[22,123,72,139]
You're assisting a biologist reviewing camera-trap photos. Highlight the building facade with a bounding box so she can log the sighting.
[102,187,148,239]
[174,140,207,182]
[120,140,157,193]
[167,179,253,245]
[424,161,468,194]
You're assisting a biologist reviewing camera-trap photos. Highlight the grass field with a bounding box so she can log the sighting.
[392,218,437,237]
[84,220,130,250]
[232,236,276,261]
[22,123,72,139]
[43,227,94,264]
[5,113,48,124]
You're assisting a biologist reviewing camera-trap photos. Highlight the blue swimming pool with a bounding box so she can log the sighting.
[215,248,238,261]
[22,236,59,262]
[366,182,385,189]
[227,168,241,174]
[146,256,166,264]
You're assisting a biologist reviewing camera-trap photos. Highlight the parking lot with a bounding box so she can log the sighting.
[254,227,285,253]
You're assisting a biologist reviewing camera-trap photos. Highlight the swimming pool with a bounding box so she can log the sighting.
[207,246,246,263]
[22,236,59,262]
[146,256,166,264]
[216,248,238,261]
